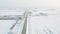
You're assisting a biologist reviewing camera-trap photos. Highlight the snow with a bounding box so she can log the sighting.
[0,20,16,34]
[27,9,60,34]
[0,9,60,34]
[0,10,25,34]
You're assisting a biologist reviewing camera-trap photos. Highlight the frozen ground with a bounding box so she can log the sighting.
[0,9,60,34]
[28,15,60,34]
[27,9,60,34]
[0,10,25,34]
[0,20,16,34]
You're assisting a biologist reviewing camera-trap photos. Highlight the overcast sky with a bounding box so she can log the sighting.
[0,0,60,9]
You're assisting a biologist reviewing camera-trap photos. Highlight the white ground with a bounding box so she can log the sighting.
[28,15,60,34]
[27,10,60,34]
[0,11,25,34]
[0,20,16,34]
[0,9,60,34]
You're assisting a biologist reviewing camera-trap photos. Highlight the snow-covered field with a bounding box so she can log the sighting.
[0,10,25,34]
[0,20,16,34]
[0,9,60,34]
[28,15,60,34]
[27,9,60,34]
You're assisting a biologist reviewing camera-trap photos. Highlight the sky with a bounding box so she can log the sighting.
[0,0,60,9]
[32,0,60,8]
